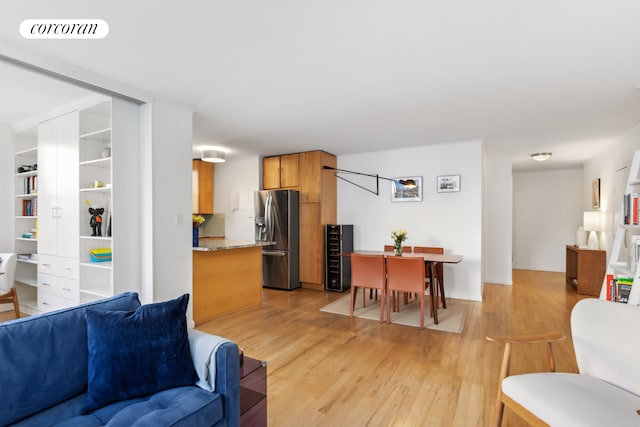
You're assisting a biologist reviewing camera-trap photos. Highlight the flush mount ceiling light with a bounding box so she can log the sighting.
[201,149,226,163]
[530,152,552,162]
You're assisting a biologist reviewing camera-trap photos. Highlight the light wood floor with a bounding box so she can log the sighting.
[0,270,591,426]
[198,269,590,427]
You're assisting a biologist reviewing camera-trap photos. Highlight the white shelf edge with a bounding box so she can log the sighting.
[15,170,37,177]
[15,215,37,219]
[15,147,37,156]
[80,236,112,241]
[79,187,111,192]
[15,194,37,199]
[17,259,38,265]
[629,179,640,185]
[79,157,111,166]
[80,288,112,298]
[15,237,37,242]
[80,261,113,270]
[79,127,111,139]
[610,262,634,277]
[15,278,38,287]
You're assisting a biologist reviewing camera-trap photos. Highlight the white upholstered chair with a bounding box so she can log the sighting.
[0,253,20,319]
[487,298,640,426]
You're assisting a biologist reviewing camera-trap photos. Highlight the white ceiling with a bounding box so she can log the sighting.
[2,1,640,171]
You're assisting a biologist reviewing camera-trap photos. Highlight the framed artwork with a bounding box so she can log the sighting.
[592,178,600,209]
[437,175,461,193]
[391,176,422,202]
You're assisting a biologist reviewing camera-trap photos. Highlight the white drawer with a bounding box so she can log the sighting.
[37,289,78,312]
[38,254,79,280]
[38,273,80,301]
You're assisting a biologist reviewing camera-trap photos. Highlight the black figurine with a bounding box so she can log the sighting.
[89,207,104,236]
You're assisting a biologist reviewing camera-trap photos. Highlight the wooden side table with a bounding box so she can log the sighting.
[565,245,606,296]
[240,356,267,427]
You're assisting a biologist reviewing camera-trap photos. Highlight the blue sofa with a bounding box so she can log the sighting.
[0,292,240,427]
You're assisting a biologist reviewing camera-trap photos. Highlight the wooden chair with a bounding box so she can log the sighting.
[0,253,20,319]
[413,246,446,309]
[486,298,640,426]
[350,253,386,322]
[385,256,427,329]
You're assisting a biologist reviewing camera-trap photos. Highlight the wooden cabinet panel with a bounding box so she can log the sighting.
[192,160,214,214]
[565,245,606,296]
[263,156,281,189]
[299,203,324,287]
[280,154,299,188]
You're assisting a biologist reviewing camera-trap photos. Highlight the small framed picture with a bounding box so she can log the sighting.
[592,178,600,209]
[437,175,461,193]
[391,176,422,202]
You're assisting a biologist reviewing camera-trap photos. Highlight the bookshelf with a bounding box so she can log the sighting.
[602,150,640,305]
[13,129,39,314]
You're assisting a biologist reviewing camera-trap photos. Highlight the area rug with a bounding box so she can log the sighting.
[320,292,466,333]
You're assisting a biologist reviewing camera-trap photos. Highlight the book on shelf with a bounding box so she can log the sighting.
[623,193,640,225]
[609,276,633,303]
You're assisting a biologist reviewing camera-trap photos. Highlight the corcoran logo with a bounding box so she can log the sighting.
[20,19,109,39]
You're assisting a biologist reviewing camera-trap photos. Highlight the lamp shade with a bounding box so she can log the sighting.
[201,149,225,163]
[583,211,601,232]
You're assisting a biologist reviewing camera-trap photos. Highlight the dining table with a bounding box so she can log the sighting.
[342,250,463,324]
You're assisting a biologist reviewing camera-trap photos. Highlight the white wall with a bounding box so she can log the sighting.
[0,125,13,252]
[484,151,513,285]
[337,140,484,301]
[147,101,194,312]
[512,168,583,272]
[213,155,260,241]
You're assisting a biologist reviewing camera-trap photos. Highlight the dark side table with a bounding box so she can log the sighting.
[240,356,267,426]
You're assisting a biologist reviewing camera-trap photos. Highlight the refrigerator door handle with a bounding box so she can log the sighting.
[263,250,287,256]
[266,193,275,241]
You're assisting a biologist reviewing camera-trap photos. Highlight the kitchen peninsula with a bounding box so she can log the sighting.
[193,240,272,324]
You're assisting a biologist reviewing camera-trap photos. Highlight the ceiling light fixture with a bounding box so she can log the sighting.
[530,152,552,162]
[201,149,226,163]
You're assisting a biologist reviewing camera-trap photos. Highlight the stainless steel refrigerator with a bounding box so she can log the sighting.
[254,189,300,290]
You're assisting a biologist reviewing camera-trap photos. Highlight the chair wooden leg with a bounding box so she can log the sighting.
[12,288,20,319]
[419,289,425,330]
[494,342,513,427]
[350,286,356,318]
[379,289,385,322]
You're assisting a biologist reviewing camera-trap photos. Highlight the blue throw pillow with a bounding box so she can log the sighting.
[82,294,198,413]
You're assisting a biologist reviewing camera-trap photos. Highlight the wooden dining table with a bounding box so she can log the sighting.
[342,250,463,324]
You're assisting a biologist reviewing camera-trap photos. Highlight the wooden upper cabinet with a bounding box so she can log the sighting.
[192,160,214,214]
[300,151,337,205]
[263,154,299,189]
[263,156,281,189]
[280,154,300,188]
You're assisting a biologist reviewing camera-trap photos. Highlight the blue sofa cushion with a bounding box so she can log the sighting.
[82,294,199,413]
[0,292,141,427]
[11,386,223,427]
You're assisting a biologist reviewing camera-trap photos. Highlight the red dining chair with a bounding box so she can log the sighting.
[350,253,386,322]
[383,245,413,308]
[413,246,446,309]
[386,256,427,329]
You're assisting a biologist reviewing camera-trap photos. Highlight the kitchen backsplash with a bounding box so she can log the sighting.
[201,213,225,237]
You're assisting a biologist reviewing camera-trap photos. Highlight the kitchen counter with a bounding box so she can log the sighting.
[193,241,269,324]
[194,240,274,251]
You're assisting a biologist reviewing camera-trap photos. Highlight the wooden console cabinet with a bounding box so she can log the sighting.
[240,356,267,426]
[565,245,606,296]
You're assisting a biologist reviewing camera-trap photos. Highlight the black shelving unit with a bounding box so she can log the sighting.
[325,224,354,292]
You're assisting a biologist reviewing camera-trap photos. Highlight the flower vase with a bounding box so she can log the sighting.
[192,225,199,247]
[394,246,402,256]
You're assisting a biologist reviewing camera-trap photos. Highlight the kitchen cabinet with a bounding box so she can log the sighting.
[263,153,299,190]
[192,159,214,214]
[261,150,336,290]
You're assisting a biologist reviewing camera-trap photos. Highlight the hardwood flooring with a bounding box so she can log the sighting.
[0,270,590,426]
[198,269,590,426]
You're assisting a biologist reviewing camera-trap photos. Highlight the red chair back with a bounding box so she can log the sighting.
[383,245,412,253]
[386,256,425,293]
[351,254,385,290]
